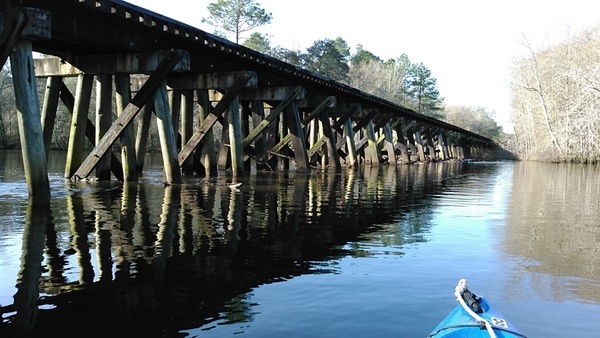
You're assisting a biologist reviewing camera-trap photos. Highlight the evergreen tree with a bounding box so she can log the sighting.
[202,0,272,44]
[302,38,350,82]
[351,44,382,66]
[242,32,271,54]
[404,63,444,118]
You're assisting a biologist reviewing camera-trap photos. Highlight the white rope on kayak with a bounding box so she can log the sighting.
[455,279,497,338]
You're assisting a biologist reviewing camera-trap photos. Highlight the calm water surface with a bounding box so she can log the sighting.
[0,151,599,337]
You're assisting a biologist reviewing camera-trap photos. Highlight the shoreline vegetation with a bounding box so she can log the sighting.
[1,1,598,164]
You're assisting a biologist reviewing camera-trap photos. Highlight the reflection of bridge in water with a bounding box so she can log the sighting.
[1,0,506,197]
[1,163,463,337]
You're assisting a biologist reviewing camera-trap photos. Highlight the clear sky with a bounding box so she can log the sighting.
[125,0,600,132]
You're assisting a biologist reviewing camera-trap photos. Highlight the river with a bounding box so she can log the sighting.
[0,151,599,337]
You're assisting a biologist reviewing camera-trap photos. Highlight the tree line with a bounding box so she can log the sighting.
[510,24,600,163]
[0,0,505,152]
[208,0,504,140]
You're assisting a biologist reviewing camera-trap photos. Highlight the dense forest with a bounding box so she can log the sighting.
[510,24,600,163]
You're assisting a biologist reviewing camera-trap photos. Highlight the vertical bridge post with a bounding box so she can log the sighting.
[2,8,51,197]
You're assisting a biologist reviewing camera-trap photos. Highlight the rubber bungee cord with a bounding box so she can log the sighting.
[454,279,497,338]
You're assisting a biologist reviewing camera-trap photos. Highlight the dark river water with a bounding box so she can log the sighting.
[0,151,599,337]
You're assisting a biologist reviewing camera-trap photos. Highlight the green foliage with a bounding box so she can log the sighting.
[351,44,382,66]
[242,32,271,54]
[302,37,350,82]
[270,46,303,66]
[404,63,444,118]
[202,0,272,44]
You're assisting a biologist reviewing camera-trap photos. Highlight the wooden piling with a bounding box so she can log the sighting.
[10,40,50,197]
[153,83,182,184]
[283,102,310,172]
[65,74,94,178]
[180,89,194,175]
[95,74,112,180]
[227,95,244,176]
[197,90,217,176]
[115,73,138,181]
[41,76,62,160]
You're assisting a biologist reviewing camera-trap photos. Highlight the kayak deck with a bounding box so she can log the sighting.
[429,280,527,338]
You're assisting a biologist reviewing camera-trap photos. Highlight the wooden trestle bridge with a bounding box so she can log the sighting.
[1,0,500,197]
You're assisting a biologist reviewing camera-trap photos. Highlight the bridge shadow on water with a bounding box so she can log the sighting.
[0,162,470,337]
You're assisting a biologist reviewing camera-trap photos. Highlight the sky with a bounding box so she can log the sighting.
[125,0,600,132]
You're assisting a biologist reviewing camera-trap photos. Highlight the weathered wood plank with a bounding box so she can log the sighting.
[115,73,138,181]
[168,71,258,90]
[250,100,268,168]
[59,81,124,180]
[242,86,303,148]
[180,90,194,175]
[177,72,252,166]
[154,83,182,184]
[394,123,410,163]
[134,101,153,173]
[319,110,341,171]
[227,95,244,176]
[73,49,182,180]
[41,77,62,160]
[65,74,94,178]
[35,50,190,76]
[196,89,217,176]
[383,123,397,164]
[343,118,357,167]
[283,102,309,172]
[95,74,112,180]
[364,120,382,165]
[10,40,50,197]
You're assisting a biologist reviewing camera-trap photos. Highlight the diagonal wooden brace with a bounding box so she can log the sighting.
[178,72,252,166]
[72,49,182,180]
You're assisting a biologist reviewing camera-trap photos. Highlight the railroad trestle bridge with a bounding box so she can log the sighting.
[1,0,500,196]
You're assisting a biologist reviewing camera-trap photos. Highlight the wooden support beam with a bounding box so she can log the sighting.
[196,90,217,176]
[343,117,357,167]
[180,90,194,175]
[413,130,426,162]
[383,123,397,164]
[319,110,341,171]
[34,50,190,76]
[59,81,124,181]
[283,102,310,172]
[65,74,94,179]
[95,74,113,180]
[10,39,49,197]
[364,120,382,165]
[41,77,62,160]
[250,100,268,169]
[242,86,303,148]
[332,104,359,134]
[115,73,138,181]
[134,101,153,173]
[394,123,410,163]
[154,83,182,184]
[227,95,244,176]
[265,96,335,167]
[177,72,252,166]
[73,49,183,180]
[352,110,378,133]
[168,71,258,90]
[301,96,336,125]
